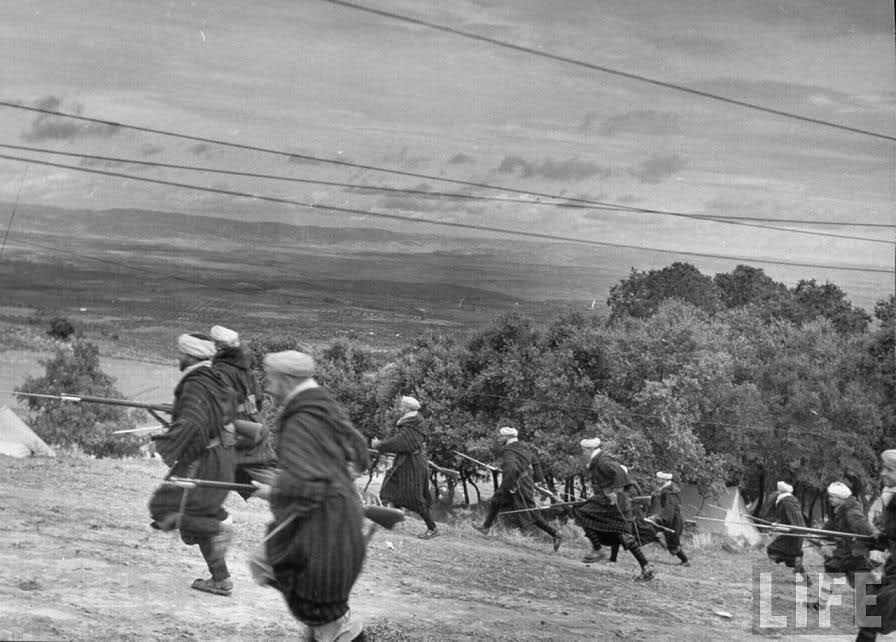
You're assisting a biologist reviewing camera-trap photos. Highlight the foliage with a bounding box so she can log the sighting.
[46,317,76,341]
[607,262,721,321]
[16,341,140,457]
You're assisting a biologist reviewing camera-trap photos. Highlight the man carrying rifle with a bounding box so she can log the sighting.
[573,437,655,581]
[646,471,690,566]
[249,350,370,642]
[209,325,276,495]
[766,481,809,582]
[372,396,439,540]
[473,426,562,552]
[148,334,237,596]
[816,481,873,611]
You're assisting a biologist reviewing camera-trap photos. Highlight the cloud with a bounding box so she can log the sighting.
[188,143,212,156]
[449,153,476,165]
[616,194,644,204]
[496,155,612,180]
[592,110,682,136]
[140,143,164,157]
[630,154,687,184]
[381,147,428,170]
[21,95,120,142]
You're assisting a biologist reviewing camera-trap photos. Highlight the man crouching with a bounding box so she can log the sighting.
[250,350,370,642]
[148,334,237,596]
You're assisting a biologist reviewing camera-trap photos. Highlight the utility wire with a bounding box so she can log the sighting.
[1,151,892,274]
[319,0,896,144]
[5,102,891,234]
[2,142,891,244]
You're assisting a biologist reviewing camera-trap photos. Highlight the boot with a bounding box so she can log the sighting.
[311,609,364,642]
[191,576,233,596]
[419,528,440,540]
[473,525,490,536]
[635,564,656,582]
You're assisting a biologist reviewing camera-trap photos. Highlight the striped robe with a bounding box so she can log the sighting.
[266,384,370,626]
[378,413,431,514]
[766,493,805,566]
[212,347,276,496]
[148,362,235,542]
[573,451,632,536]
[489,441,540,526]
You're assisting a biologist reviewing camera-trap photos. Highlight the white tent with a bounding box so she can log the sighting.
[0,406,55,458]
[680,484,762,546]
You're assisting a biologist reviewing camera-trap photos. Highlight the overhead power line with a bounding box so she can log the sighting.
[3,142,890,244]
[3,102,891,236]
[319,0,896,144]
[0,151,892,275]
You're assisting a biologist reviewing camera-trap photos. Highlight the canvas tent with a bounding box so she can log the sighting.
[0,406,55,458]
[680,484,762,546]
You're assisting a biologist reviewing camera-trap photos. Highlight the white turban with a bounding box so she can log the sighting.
[400,396,420,411]
[827,481,852,499]
[656,472,673,481]
[177,334,216,359]
[777,481,793,494]
[210,325,239,347]
[882,450,896,470]
[499,426,518,438]
[620,464,629,474]
[580,437,601,449]
[263,350,315,378]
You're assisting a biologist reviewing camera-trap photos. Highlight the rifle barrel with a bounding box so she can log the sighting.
[11,391,172,413]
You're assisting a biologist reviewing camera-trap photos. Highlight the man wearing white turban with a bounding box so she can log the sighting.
[251,350,370,642]
[573,438,655,581]
[209,325,275,500]
[473,427,563,552]
[372,396,440,539]
[765,480,809,583]
[815,480,874,612]
[148,333,238,596]
[646,472,689,566]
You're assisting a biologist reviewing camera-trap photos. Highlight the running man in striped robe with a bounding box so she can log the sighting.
[474,426,562,551]
[573,437,655,581]
[372,396,439,539]
[148,333,237,596]
[209,325,276,496]
[249,350,369,642]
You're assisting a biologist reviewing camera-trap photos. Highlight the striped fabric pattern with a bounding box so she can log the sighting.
[377,414,431,514]
[573,452,633,535]
[266,386,370,626]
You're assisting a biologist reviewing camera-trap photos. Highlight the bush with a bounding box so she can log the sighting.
[16,341,141,457]
[47,317,76,341]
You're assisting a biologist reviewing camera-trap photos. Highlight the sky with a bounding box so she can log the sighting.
[0,0,893,299]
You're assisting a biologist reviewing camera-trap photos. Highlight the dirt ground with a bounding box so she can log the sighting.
[0,455,872,641]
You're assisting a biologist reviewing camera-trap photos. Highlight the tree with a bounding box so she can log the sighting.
[713,265,791,313]
[16,341,140,457]
[786,279,870,334]
[607,262,722,321]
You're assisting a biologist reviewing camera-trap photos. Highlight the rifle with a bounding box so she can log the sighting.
[164,477,405,531]
[499,499,586,516]
[10,390,173,413]
[453,450,500,473]
[694,516,875,542]
[368,449,460,480]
